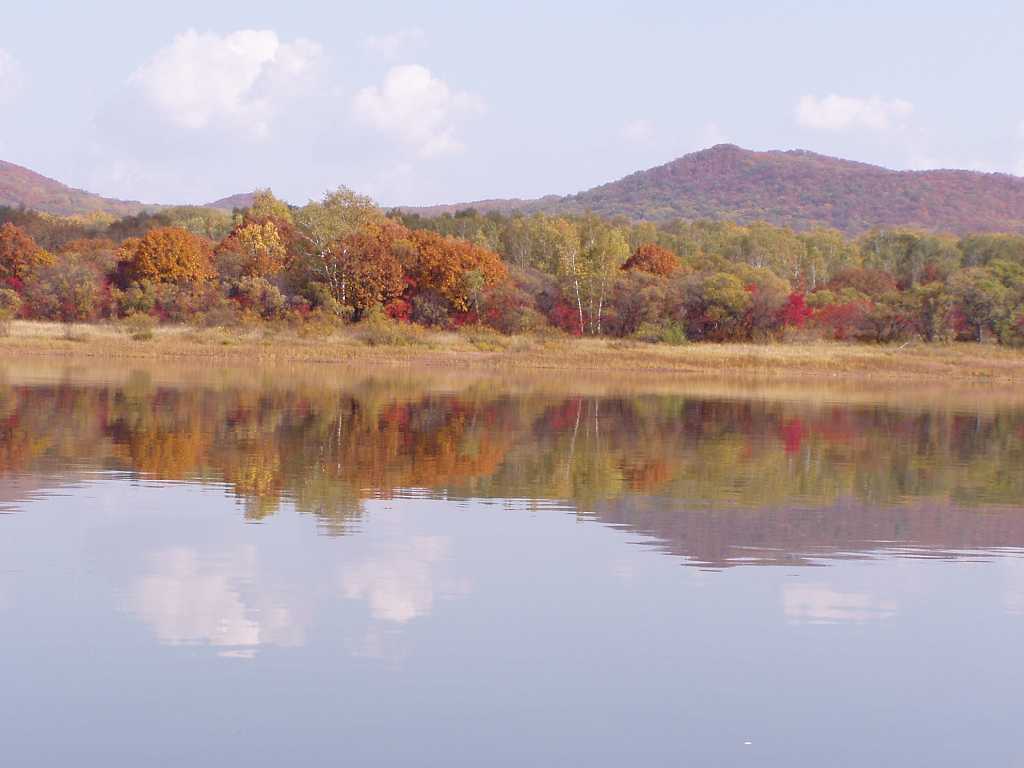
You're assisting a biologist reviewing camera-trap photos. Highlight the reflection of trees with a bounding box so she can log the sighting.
[1,379,1023,543]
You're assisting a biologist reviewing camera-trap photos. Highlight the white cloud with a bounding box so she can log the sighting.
[131,29,323,138]
[0,48,24,104]
[783,583,897,624]
[341,536,470,624]
[622,118,654,143]
[361,28,426,58]
[130,546,306,657]
[352,64,484,157]
[796,94,914,133]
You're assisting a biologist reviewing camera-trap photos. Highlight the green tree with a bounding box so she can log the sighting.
[675,272,752,341]
[294,188,381,304]
[947,267,1009,342]
[22,253,105,322]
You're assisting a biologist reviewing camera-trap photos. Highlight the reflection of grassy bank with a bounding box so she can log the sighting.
[3,319,1024,383]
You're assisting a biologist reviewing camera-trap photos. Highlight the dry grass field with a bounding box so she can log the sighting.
[1,319,1023,383]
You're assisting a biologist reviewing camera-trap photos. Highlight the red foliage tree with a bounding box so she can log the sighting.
[813,301,870,340]
[779,292,813,327]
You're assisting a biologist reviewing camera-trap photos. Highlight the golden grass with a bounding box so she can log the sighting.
[2,320,1024,385]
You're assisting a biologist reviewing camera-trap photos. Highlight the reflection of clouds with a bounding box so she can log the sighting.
[341,536,470,623]
[783,583,897,624]
[131,547,305,657]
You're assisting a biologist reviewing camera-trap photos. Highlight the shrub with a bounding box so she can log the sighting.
[231,277,287,320]
[358,310,425,347]
[633,321,688,346]
[113,280,158,316]
[124,312,157,341]
[305,282,353,322]
[411,291,450,327]
[460,324,511,351]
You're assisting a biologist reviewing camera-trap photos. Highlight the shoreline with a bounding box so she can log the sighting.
[2,320,1024,383]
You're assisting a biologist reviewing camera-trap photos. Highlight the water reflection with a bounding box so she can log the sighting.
[4,363,1024,765]
[340,535,470,623]
[782,583,898,624]
[131,546,306,658]
[1,362,1023,567]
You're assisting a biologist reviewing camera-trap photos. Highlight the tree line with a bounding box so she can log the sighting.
[1,189,1023,345]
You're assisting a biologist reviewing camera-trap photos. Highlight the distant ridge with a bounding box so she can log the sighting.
[0,159,147,217]
[403,144,1024,235]
[205,192,257,212]
[5,145,1024,234]
[0,158,256,217]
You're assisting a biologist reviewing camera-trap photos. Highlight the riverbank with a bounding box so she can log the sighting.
[1,320,1023,383]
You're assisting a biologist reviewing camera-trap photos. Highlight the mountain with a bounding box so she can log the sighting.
[0,158,256,217]
[206,192,257,212]
[7,145,1024,234]
[406,145,1024,235]
[0,159,148,217]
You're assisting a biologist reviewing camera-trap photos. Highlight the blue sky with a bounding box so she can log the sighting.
[1,0,1021,206]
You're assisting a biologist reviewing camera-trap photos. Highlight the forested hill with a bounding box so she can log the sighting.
[7,144,1024,234]
[206,192,258,212]
[0,159,257,217]
[0,159,147,217]
[406,145,1024,235]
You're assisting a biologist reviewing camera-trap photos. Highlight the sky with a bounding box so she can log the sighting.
[0,0,1022,207]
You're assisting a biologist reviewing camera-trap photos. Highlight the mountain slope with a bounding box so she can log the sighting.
[0,159,147,217]
[408,145,1024,235]
[205,192,257,212]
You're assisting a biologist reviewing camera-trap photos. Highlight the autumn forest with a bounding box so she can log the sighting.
[2,187,1024,347]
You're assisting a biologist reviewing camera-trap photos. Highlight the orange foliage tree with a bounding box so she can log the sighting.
[334,219,410,318]
[622,243,681,276]
[0,223,53,285]
[116,227,215,285]
[407,229,507,312]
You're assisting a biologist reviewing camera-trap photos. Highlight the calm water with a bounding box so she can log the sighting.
[2,362,1024,766]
